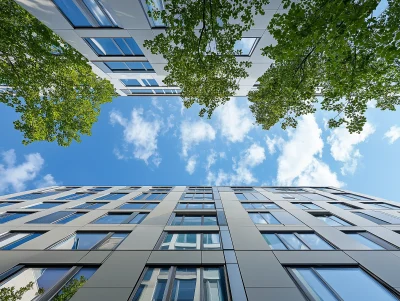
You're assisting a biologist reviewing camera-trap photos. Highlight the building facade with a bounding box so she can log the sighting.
[0,185,400,300]
[15,0,281,97]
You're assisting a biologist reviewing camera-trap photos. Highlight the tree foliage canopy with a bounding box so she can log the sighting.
[144,0,270,117]
[0,0,116,146]
[248,0,400,133]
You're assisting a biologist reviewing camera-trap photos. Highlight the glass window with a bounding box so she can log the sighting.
[0,202,18,208]
[8,191,59,200]
[181,193,214,200]
[121,79,141,87]
[203,216,218,225]
[131,267,227,301]
[263,233,333,250]
[53,0,118,28]
[129,213,147,224]
[335,193,372,201]
[93,213,131,224]
[0,212,32,224]
[134,193,166,200]
[57,193,93,200]
[85,38,144,56]
[363,203,400,209]
[119,203,147,209]
[0,232,43,250]
[25,202,64,209]
[242,203,280,209]
[51,232,128,250]
[236,193,247,200]
[234,37,258,55]
[352,212,390,225]
[27,211,84,224]
[95,193,127,200]
[346,233,392,250]
[291,267,397,301]
[249,213,269,224]
[294,203,321,210]
[330,203,357,210]
[172,215,218,226]
[0,266,97,300]
[316,215,352,226]
[72,202,106,209]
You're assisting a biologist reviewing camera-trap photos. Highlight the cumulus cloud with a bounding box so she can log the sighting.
[327,122,375,175]
[207,143,266,185]
[180,120,216,157]
[151,97,163,112]
[0,149,56,194]
[266,135,285,155]
[110,108,162,166]
[186,156,197,175]
[36,174,59,188]
[276,115,343,187]
[205,150,226,171]
[384,125,400,144]
[216,98,254,143]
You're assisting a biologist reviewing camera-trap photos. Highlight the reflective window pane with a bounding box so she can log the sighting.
[261,213,281,224]
[53,0,91,27]
[347,233,385,250]
[51,233,108,250]
[183,216,202,226]
[262,234,287,250]
[316,268,397,301]
[98,233,128,249]
[54,267,97,299]
[203,233,221,249]
[119,203,146,209]
[0,232,42,250]
[278,234,308,250]
[129,213,147,224]
[249,213,267,224]
[93,214,130,224]
[26,202,63,209]
[298,234,333,250]
[203,268,227,301]
[55,212,84,224]
[131,268,169,301]
[234,38,258,55]
[171,268,198,301]
[73,202,105,209]
[203,216,217,225]
[0,212,31,224]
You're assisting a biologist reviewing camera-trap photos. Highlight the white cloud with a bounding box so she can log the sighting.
[151,97,163,112]
[36,174,59,188]
[206,150,217,170]
[110,108,162,165]
[384,125,400,144]
[0,149,56,194]
[327,122,375,175]
[180,120,216,157]
[276,115,343,187]
[266,135,285,155]
[186,156,197,175]
[216,98,254,143]
[207,143,266,185]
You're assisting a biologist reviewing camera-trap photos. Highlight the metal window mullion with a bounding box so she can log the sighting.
[360,232,396,250]
[37,266,81,301]
[162,266,176,301]
[125,212,140,224]
[122,38,136,55]
[0,265,24,283]
[293,232,311,250]
[74,0,100,27]
[276,233,294,250]
[46,232,76,250]
[94,0,115,25]
[155,232,168,250]
[92,232,114,250]
[200,267,204,301]
[201,215,204,226]
[111,38,124,56]
[312,268,344,301]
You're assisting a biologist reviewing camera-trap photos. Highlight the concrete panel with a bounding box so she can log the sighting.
[118,226,163,250]
[236,251,295,288]
[274,251,356,265]
[147,251,201,264]
[84,251,150,288]
[345,251,400,288]
[220,192,237,200]
[202,251,225,264]
[246,288,306,301]
[79,251,112,264]
[140,201,177,226]
[229,226,270,251]
[287,210,328,227]
[69,287,133,301]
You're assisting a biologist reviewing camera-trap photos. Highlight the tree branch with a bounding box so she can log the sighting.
[198,0,207,64]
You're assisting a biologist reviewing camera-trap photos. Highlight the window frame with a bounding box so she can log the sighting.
[128,266,230,301]
[27,211,85,224]
[91,211,148,224]
[329,202,360,210]
[95,193,128,200]
[261,231,336,250]
[287,266,400,301]
[23,202,66,210]
[292,203,322,210]
[156,232,222,250]
[83,37,144,57]
[312,213,354,226]
[133,193,167,200]
[104,61,155,73]
[344,231,398,250]
[117,202,159,210]
[181,192,214,200]
[176,202,216,210]
[48,231,129,250]
[234,37,260,56]
[0,264,98,300]
[170,214,218,226]
[361,202,400,209]
[241,202,281,210]
[0,212,34,224]
[0,232,44,250]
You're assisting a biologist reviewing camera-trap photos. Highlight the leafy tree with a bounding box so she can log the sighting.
[144,0,270,117]
[248,0,400,133]
[0,0,116,146]
[0,276,87,301]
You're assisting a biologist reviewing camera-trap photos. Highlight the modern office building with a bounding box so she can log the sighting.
[15,0,280,97]
[0,185,400,300]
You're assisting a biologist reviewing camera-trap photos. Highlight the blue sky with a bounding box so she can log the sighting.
[1,96,400,201]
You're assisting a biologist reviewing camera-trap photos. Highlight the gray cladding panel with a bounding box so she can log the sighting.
[246,287,306,301]
[274,251,356,265]
[147,250,201,264]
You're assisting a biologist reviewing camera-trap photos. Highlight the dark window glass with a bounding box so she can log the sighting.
[26,202,64,209]
[353,212,389,225]
[0,212,31,224]
[96,193,127,200]
[93,214,130,224]
[0,202,17,208]
[55,212,85,224]
[57,193,93,200]
[51,233,108,250]
[72,202,105,209]
[316,215,352,226]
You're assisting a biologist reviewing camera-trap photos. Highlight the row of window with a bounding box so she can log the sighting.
[9,192,167,201]
[0,263,396,301]
[2,227,398,252]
